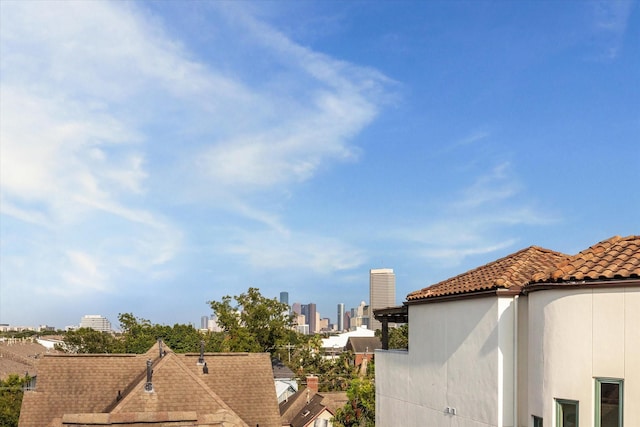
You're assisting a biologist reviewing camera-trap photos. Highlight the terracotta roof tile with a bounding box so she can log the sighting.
[530,235,640,284]
[407,246,568,301]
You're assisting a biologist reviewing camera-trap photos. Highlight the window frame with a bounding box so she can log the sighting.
[595,378,624,427]
[532,414,543,427]
[556,398,579,427]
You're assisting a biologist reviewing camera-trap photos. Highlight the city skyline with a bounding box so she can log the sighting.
[2,1,637,328]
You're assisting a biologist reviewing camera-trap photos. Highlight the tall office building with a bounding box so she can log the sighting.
[292,302,302,316]
[337,303,345,332]
[279,291,289,306]
[369,268,396,331]
[200,315,209,330]
[79,315,112,333]
[308,303,317,334]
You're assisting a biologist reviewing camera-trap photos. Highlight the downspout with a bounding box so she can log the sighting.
[513,295,519,427]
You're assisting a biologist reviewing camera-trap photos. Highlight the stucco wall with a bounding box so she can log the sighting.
[376,296,516,427]
[527,287,640,427]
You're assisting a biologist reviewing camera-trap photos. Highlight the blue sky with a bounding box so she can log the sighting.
[1,1,638,329]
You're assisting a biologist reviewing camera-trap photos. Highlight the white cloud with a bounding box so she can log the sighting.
[0,0,390,309]
[226,230,366,273]
[395,162,560,267]
[590,0,634,59]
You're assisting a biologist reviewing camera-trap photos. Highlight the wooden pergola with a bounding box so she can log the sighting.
[373,305,408,350]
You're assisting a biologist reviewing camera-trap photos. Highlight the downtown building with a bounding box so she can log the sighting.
[369,268,396,331]
[79,315,112,333]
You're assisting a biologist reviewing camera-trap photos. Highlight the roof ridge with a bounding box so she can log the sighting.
[103,353,162,413]
[407,245,565,299]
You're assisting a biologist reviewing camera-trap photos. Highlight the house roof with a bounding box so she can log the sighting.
[529,235,640,285]
[407,246,568,301]
[19,342,280,427]
[0,341,61,380]
[345,336,382,354]
[279,388,348,427]
[272,357,296,379]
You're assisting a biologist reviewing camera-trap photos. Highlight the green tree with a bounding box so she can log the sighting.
[332,377,375,427]
[375,323,408,350]
[58,328,118,353]
[208,287,293,353]
[0,374,30,427]
[117,313,156,354]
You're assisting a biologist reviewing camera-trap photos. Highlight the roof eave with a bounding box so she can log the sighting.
[524,278,640,294]
[406,287,521,305]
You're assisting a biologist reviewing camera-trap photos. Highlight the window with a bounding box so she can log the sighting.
[556,399,579,427]
[532,415,543,427]
[596,378,623,427]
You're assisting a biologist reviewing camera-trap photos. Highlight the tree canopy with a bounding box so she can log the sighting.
[208,287,294,353]
[0,374,30,427]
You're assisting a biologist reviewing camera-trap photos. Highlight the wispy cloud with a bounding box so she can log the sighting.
[0,0,390,312]
[589,0,635,59]
[394,163,560,267]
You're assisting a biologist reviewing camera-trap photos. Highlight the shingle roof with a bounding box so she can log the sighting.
[181,352,282,427]
[19,343,280,427]
[407,246,568,301]
[530,235,640,284]
[345,337,382,354]
[280,388,348,427]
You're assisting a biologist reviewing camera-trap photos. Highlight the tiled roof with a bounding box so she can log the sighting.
[407,246,568,301]
[530,235,640,283]
[19,343,280,427]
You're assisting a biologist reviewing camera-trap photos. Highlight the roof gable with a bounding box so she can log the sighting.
[407,246,568,301]
[181,352,281,427]
[530,235,640,285]
[346,337,382,353]
[19,347,280,427]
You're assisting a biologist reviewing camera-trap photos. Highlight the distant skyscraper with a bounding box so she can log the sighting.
[280,291,289,306]
[200,316,209,330]
[369,268,396,331]
[308,303,317,334]
[337,303,345,332]
[292,302,302,316]
[79,315,112,333]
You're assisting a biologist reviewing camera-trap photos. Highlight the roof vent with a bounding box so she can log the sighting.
[197,340,205,365]
[144,359,154,393]
[158,339,166,358]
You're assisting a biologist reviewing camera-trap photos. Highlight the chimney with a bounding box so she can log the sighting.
[306,375,318,394]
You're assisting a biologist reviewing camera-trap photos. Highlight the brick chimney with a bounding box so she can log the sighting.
[306,375,319,393]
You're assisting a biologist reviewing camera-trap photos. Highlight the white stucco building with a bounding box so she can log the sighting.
[375,235,639,427]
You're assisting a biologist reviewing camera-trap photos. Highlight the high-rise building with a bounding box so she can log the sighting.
[280,291,289,306]
[337,303,345,332]
[369,268,396,331]
[79,315,112,333]
[308,303,317,334]
[200,315,209,330]
[292,302,302,316]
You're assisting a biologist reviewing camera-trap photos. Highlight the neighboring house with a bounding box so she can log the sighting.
[344,336,381,367]
[375,235,640,427]
[321,326,375,358]
[273,358,299,404]
[0,340,60,390]
[279,376,348,427]
[19,341,282,427]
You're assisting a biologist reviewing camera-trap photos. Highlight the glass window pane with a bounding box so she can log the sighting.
[557,399,579,427]
[600,382,620,427]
